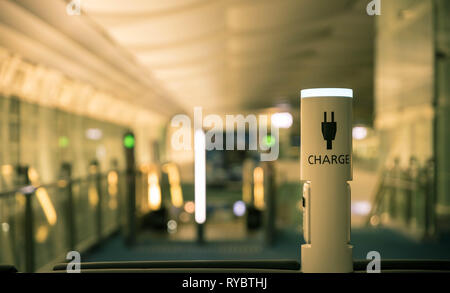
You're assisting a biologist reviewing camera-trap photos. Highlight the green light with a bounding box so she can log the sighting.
[123,134,135,149]
[58,136,69,148]
[263,135,275,147]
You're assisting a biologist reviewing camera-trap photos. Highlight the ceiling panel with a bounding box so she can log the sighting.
[81,0,374,119]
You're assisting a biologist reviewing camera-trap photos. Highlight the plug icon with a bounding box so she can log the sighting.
[321,111,336,150]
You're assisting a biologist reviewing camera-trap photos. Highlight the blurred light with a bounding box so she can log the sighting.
[57,180,68,188]
[170,186,183,208]
[148,172,161,210]
[184,201,195,214]
[27,167,40,185]
[253,167,265,210]
[123,133,135,149]
[163,163,184,208]
[242,161,253,203]
[352,126,368,140]
[194,129,206,224]
[108,198,118,210]
[242,183,251,203]
[107,171,118,184]
[179,212,190,223]
[88,185,99,207]
[1,165,13,176]
[167,220,177,234]
[16,193,26,207]
[58,136,69,148]
[271,112,293,128]
[107,171,118,196]
[2,222,10,233]
[263,135,276,148]
[233,201,246,217]
[139,164,149,173]
[351,201,371,216]
[85,128,103,140]
[96,145,106,159]
[301,88,353,98]
[35,225,49,243]
[36,188,57,226]
[370,215,380,226]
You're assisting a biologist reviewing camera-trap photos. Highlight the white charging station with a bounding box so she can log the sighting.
[300,88,353,273]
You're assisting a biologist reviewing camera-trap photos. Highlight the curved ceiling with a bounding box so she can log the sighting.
[3,0,374,123]
[82,0,374,121]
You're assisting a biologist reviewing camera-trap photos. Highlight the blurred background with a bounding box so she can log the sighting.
[0,0,449,272]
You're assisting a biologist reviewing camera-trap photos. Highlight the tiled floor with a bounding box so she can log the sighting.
[84,227,450,263]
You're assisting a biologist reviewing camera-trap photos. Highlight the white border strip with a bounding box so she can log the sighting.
[301,88,353,98]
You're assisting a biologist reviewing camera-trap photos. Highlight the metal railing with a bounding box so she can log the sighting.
[0,170,127,272]
[0,161,286,272]
[366,158,437,239]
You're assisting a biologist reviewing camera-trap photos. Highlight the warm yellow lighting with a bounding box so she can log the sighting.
[139,164,149,173]
[27,167,40,185]
[162,163,184,208]
[16,193,26,207]
[88,184,99,207]
[0,49,161,127]
[23,167,57,226]
[242,184,251,204]
[57,179,68,188]
[253,167,265,210]
[148,172,161,210]
[72,184,80,199]
[1,164,13,176]
[170,186,183,208]
[370,215,380,226]
[35,188,57,226]
[107,171,118,185]
[108,198,118,210]
[108,185,118,197]
[184,201,195,214]
[242,161,253,203]
[35,225,49,243]
[107,170,118,196]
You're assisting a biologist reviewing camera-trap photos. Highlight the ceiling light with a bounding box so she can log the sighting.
[85,128,102,140]
[352,126,368,140]
[301,88,353,98]
[271,112,293,128]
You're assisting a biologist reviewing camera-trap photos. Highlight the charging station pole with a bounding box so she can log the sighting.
[300,88,353,273]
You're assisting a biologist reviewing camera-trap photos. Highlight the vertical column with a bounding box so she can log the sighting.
[264,161,276,246]
[123,131,136,246]
[21,166,35,273]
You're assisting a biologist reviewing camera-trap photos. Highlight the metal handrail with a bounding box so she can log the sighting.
[366,158,437,239]
[0,169,129,273]
[0,171,126,198]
